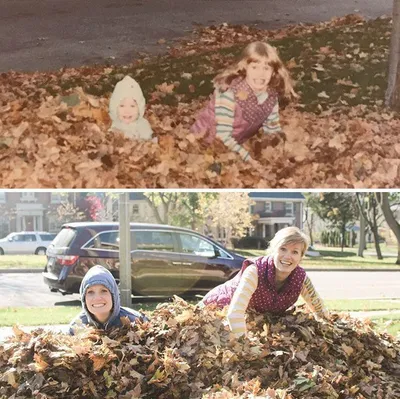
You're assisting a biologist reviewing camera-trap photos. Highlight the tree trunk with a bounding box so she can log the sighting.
[371,226,383,260]
[341,222,346,252]
[304,208,314,246]
[358,212,366,257]
[308,213,314,246]
[144,194,164,224]
[376,192,400,265]
[386,0,400,109]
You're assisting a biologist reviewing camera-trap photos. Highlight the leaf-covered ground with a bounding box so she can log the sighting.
[1,298,399,398]
[1,14,399,188]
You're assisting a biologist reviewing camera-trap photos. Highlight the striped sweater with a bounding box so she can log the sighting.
[226,264,328,337]
[215,89,281,161]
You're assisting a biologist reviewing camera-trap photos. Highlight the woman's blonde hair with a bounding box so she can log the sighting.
[213,41,297,100]
[267,226,310,257]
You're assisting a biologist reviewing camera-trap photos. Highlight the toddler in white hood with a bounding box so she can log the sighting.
[109,75,153,140]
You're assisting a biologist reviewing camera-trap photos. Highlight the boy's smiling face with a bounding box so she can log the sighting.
[85,284,113,323]
[117,97,139,124]
[245,58,273,94]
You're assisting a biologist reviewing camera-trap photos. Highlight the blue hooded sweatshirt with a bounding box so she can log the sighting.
[69,265,145,334]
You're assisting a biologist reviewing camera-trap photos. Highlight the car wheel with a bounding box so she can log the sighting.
[0,248,4,255]
[35,247,47,255]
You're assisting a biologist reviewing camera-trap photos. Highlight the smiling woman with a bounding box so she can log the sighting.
[69,265,147,335]
[201,226,329,337]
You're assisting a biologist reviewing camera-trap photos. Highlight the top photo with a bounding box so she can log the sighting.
[0,0,399,188]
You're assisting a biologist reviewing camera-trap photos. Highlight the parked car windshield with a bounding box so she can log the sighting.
[51,227,77,248]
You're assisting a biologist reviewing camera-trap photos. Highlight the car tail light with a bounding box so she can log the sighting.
[56,255,79,266]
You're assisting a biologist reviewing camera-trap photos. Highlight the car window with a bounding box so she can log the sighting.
[24,234,37,242]
[85,231,120,250]
[134,231,175,252]
[179,233,216,257]
[52,227,77,247]
[12,234,25,242]
[40,234,55,241]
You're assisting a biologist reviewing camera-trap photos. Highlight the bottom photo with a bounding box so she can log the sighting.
[0,190,399,398]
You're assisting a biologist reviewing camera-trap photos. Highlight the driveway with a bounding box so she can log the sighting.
[0,0,392,72]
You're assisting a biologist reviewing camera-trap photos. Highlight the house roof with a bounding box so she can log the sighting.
[249,192,305,200]
[130,192,305,200]
[129,193,147,200]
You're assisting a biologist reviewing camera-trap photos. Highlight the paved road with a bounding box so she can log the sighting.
[1,270,399,308]
[0,0,392,72]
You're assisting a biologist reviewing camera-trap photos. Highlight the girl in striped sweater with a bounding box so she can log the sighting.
[201,227,329,337]
[191,41,296,162]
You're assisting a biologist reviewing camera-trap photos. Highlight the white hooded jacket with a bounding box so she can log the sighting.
[109,75,153,140]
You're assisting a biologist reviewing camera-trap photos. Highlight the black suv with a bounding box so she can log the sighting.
[43,222,246,297]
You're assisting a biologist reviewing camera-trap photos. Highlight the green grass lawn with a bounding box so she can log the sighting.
[370,314,400,337]
[0,255,46,269]
[42,16,393,117]
[0,307,80,327]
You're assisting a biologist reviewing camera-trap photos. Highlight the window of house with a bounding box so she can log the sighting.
[264,202,272,212]
[50,193,64,203]
[132,205,139,214]
[48,216,61,233]
[0,192,5,203]
[20,192,36,202]
[285,202,294,216]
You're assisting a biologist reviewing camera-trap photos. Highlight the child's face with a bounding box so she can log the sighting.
[273,241,303,277]
[245,58,273,94]
[117,97,139,124]
[85,284,113,323]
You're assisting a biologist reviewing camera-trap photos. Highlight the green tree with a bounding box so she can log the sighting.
[376,192,400,264]
[171,193,204,230]
[355,193,384,259]
[143,193,213,229]
[143,193,180,225]
[311,193,358,252]
[303,193,320,246]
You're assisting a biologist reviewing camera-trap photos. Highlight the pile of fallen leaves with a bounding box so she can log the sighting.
[1,298,399,398]
[1,91,399,188]
[0,15,399,188]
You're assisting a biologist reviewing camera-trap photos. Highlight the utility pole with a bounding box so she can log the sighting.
[119,193,131,307]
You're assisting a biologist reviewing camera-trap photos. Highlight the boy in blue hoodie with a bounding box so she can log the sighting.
[69,265,146,334]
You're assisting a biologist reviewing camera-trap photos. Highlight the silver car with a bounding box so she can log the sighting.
[0,231,56,255]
